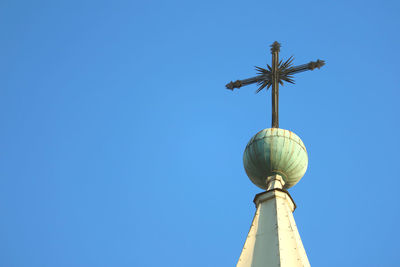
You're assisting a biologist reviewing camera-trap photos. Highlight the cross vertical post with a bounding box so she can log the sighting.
[271,42,280,128]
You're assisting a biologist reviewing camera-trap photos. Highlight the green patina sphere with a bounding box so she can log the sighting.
[243,128,308,189]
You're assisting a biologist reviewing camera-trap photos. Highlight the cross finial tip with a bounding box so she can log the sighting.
[270,41,281,53]
[225,82,234,90]
[226,80,242,90]
[316,59,325,68]
[308,59,326,70]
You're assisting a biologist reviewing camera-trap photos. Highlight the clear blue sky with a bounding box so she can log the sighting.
[1,0,399,266]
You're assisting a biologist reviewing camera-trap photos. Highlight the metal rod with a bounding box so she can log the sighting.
[285,60,325,75]
[271,43,280,128]
[225,75,265,90]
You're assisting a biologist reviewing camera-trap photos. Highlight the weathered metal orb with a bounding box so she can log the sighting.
[243,128,308,189]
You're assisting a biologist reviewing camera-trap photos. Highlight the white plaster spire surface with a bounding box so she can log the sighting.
[237,175,310,267]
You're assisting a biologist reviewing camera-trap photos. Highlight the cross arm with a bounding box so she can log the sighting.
[285,59,325,75]
[226,74,267,90]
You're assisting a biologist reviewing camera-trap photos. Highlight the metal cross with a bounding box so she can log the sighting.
[226,41,325,128]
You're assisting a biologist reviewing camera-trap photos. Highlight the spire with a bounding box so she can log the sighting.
[225,42,319,267]
[237,128,310,266]
[237,175,310,267]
